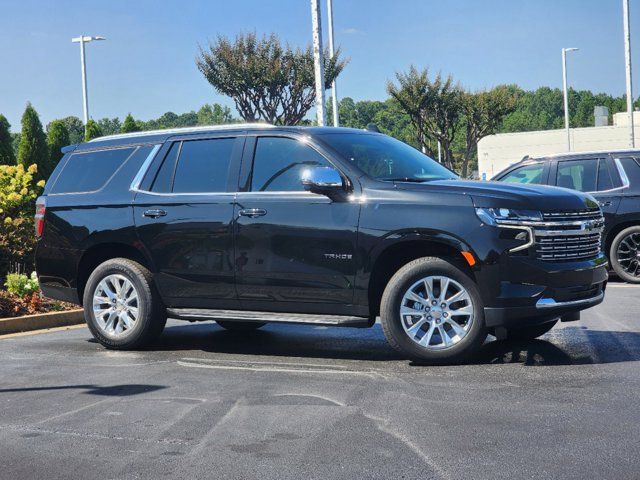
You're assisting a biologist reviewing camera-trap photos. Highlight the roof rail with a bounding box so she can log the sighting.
[88,122,275,142]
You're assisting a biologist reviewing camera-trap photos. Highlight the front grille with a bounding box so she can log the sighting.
[536,232,601,261]
[534,208,604,262]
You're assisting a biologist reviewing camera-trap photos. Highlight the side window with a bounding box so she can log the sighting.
[596,159,614,191]
[171,138,235,193]
[500,163,546,185]
[251,137,331,192]
[151,142,180,193]
[556,159,597,192]
[51,147,135,194]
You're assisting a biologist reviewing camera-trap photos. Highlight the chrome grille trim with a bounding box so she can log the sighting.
[533,209,604,262]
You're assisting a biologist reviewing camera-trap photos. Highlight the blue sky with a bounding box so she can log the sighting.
[1,0,638,130]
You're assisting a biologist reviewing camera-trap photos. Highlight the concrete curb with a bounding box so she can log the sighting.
[0,309,85,335]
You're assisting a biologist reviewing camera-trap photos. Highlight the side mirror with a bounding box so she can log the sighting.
[301,166,345,196]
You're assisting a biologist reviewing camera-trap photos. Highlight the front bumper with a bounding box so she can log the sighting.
[484,284,605,328]
[476,251,609,328]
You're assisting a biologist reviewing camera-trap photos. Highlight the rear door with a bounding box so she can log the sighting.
[233,134,361,312]
[553,157,621,222]
[133,134,243,308]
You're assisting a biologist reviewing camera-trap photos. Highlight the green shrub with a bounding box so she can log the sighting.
[5,271,39,296]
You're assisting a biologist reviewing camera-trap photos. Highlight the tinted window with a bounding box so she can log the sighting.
[151,142,180,193]
[51,147,135,193]
[172,138,235,193]
[500,163,546,185]
[556,159,597,192]
[320,133,456,182]
[251,137,331,192]
[597,159,614,191]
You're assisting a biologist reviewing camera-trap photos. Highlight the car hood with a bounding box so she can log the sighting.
[396,179,599,211]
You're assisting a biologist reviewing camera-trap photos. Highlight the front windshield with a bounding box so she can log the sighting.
[319,133,458,182]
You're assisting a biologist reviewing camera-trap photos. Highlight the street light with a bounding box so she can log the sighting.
[622,0,635,148]
[310,0,326,126]
[71,35,105,135]
[562,47,579,151]
[327,0,339,127]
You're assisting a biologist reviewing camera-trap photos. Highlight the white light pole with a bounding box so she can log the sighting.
[71,35,105,134]
[623,0,635,148]
[310,0,326,126]
[562,47,579,151]
[327,0,339,127]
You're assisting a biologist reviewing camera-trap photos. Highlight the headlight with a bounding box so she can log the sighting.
[475,207,542,226]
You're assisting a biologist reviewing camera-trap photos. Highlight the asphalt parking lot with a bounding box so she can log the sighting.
[1,282,639,480]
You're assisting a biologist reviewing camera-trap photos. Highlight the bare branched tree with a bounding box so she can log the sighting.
[197,32,348,125]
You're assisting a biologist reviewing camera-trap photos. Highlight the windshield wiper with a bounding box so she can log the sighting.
[379,177,427,183]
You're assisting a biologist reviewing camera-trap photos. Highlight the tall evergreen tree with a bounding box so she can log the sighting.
[46,120,70,179]
[17,103,49,179]
[84,120,102,141]
[0,114,14,165]
[121,113,140,133]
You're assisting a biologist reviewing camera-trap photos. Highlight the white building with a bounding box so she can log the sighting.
[478,111,640,179]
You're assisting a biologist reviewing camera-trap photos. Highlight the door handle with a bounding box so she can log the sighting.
[143,209,167,218]
[598,201,612,207]
[238,208,267,218]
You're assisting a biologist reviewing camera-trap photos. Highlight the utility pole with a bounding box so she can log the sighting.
[562,47,579,151]
[71,35,105,136]
[327,0,339,127]
[623,0,635,148]
[310,0,326,126]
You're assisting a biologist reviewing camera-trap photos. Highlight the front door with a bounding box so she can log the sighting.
[234,135,360,312]
[134,135,243,308]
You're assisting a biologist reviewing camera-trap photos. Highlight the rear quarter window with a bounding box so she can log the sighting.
[50,147,135,194]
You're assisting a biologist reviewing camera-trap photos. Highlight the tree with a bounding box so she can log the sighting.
[97,117,122,136]
[46,120,70,178]
[460,86,518,177]
[196,32,348,125]
[17,103,49,180]
[121,113,140,133]
[387,66,463,168]
[197,103,234,125]
[84,120,102,141]
[0,115,14,165]
[54,116,84,144]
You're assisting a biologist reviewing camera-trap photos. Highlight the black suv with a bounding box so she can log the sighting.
[493,150,640,283]
[35,125,608,363]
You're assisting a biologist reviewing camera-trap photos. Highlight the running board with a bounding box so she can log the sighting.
[167,308,370,327]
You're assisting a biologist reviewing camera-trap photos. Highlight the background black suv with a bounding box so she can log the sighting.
[35,125,607,363]
[494,150,640,283]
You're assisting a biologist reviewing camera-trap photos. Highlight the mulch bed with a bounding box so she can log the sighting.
[0,290,77,319]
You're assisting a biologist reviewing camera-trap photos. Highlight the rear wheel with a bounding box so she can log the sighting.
[83,258,166,349]
[610,226,640,283]
[380,257,486,363]
[216,321,266,331]
[506,319,558,341]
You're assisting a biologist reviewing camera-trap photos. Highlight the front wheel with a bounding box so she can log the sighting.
[610,226,640,283]
[380,257,486,364]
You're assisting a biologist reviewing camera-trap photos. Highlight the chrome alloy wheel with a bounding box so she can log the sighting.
[92,274,139,338]
[617,232,640,278]
[399,275,474,350]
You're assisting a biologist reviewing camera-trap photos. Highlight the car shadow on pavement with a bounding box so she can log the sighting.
[148,322,640,367]
[0,384,166,396]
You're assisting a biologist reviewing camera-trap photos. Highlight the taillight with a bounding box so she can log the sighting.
[35,197,46,238]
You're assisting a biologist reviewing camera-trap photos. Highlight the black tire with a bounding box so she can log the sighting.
[82,258,167,349]
[506,319,558,341]
[216,321,266,331]
[610,226,640,283]
[380,257,486,364]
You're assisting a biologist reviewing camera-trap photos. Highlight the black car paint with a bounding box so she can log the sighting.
[35,127,608,328]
